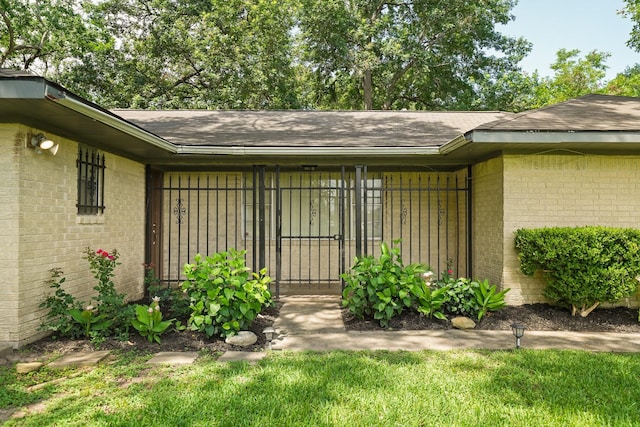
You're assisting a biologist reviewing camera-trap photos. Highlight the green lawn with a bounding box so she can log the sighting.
[2,349,639,426]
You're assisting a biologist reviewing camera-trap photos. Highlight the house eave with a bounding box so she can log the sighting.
[53,95,177,154]
[0,75,176,161]
[440,130,640,162]
[173,145,441,157]
[470,130,640,144]
[53,94,177,154]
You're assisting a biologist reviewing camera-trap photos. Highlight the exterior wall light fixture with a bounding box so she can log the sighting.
[29,133,59,155]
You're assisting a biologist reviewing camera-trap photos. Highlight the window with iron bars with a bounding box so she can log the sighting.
[76,146,105,215]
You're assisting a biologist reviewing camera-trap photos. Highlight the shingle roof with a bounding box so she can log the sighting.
[115,109,512,148]
[0,68,36,78]
[475,94,640,132]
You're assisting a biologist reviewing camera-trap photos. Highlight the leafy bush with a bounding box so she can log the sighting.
[40,248,135,345]
[435,277,480,318]
[474,279,509,321]
[432,275,508,321]
[39,268,85,339]
[410,279,449,320]
[131,297,182,344]
[341,241,427,327]
[515,226,640,317]
[182,249,273,338]
[85,248,134,341]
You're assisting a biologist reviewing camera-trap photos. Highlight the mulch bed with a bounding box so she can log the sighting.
[7,302,639,365]
[343,303,640,333]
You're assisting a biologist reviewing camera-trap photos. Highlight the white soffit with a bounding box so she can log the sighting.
[469,130,640,144]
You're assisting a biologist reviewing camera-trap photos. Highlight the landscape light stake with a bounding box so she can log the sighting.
[510,323,526,349]
[263,327,276,350]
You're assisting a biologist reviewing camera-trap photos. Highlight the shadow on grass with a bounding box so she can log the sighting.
[482,350,640,424]
[4,350,640,426]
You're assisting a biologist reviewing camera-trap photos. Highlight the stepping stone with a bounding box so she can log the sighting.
[217,351,266,365]
[15,362,44,374]
[47,351,110,369]
[146,352,199,365]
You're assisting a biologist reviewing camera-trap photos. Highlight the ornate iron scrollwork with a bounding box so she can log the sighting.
[173,198,186,224]
[309,199,317,225]
[438,199,445,226]
[400,201,408,225]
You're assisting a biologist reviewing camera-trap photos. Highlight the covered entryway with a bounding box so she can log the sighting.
[147,165,470,297]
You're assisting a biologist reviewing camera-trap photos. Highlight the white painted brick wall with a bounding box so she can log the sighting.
[0,125,21,345]
[502,154,640,306]
[0,125,146,348]
[472,157,505,290]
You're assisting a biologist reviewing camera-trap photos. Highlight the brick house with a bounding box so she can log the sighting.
[2,69,640,349]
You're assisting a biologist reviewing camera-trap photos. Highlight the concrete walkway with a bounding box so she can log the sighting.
[3,296,640,367]
[272,295,640,352]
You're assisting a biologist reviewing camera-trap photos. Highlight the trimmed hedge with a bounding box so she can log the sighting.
[514,226,640,317]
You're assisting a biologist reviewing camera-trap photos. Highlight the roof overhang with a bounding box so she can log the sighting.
[440,130,640,162]
[175,145,439,156]
[7,76,640,169]
[0,76,175,161]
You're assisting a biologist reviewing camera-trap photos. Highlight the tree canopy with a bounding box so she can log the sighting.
[1,0,639,111]
[623,0,640,51]
[296,0,530,110]
[532,49,610,107]
[0,0,108,74]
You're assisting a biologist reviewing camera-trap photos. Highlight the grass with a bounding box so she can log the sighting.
[1,349,640,426]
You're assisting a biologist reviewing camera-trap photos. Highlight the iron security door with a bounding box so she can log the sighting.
[275,170,347,294]
[152,167,469,298]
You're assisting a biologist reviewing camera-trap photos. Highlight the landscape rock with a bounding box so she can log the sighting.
[225,331,258,347]
[15,362,44,374]
[451,317,476,330]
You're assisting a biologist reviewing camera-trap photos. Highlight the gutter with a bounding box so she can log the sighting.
[45,82,177,154]
[174,145,441,156]
[439,134,470,155]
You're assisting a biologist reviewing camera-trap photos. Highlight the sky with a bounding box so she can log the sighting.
[499,0,640,81]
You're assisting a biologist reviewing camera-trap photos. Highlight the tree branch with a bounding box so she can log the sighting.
[0,6,15,66]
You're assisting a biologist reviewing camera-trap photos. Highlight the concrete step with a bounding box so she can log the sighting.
[274,295,346,335]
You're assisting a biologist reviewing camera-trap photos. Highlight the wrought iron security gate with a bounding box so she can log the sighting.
[148,166,470,297]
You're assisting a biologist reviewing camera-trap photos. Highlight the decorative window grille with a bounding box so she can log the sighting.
[76,147,105,215]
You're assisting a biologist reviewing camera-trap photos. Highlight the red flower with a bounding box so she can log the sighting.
[97,249,111,258]
[447,269,453,275]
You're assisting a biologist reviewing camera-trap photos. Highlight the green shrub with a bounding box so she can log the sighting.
[474,279,509,321]
[131,297,182,344]
[435,277,481,318]
[410,280,449,320]
[515,226,640,317]
[40,249,136,345]
[182,249,273,338]
[39,268,85,339]
[341,241,427,327]
[431,275,508,321]
[85,248,134,341]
